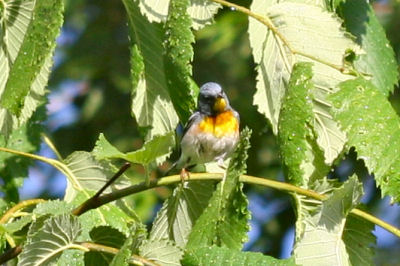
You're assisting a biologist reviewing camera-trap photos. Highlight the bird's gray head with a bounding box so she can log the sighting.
[197,82,230,116]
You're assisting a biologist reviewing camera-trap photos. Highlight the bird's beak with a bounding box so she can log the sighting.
[213,96,226,112]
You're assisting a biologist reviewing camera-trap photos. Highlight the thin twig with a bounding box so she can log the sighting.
[0,246,22,264]
[72,163,131,216]
[0,199,45,224]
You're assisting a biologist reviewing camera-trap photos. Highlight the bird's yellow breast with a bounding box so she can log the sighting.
[198,111,239,138]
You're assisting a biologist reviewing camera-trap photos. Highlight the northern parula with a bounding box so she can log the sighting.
[170,82,240,178]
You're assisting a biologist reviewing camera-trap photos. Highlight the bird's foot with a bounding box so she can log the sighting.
[180,168,190,183]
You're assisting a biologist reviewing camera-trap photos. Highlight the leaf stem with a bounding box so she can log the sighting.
[210,0,348,73]
[0,198,45,224]
[42,134,63,160]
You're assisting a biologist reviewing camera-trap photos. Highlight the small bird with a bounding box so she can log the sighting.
[171,82,240,179]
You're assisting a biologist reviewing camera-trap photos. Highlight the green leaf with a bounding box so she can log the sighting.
[18,214,83,266]
[61,152,134,237]
[342,213,375,266]
[164,0,196,123]
[110,233,133,266]
[84,226,126,265]
[293,176,363,265]
[0,0,63,137]
[139,239,183,266]
[278,62,329,185]
[93,132,175,165]
[138,0,221,30]
[182,246,295,266]
[149,181,215,248]
[248,1,359,164]
[71,191,132,240]
[63,151,130,202]
[0,108,44,202]
[122,0,179,139]
[340,0,398,96]
[329,78,400,202]
[186,128,251,250]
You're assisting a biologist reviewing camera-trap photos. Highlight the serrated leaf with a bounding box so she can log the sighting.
[122,0,179,140]
[18,214,83,266]
[249,1,359,164]
[84,226,126,265]
[186,128,251,250]
[342,213,375,266]
[138,0,221,30]
[329,78,400,202]
[149,181,215,248]
[278,62,329,185]
[71,191,132,240]
[0,108,44,202]
[293,176,363,265]
[163,0,197,124]
[139,239,183,266]
[61,152,134,237]
[182,246,295,265]
[340,0,398,96]
[0,0,63,137]
[93,132,175,166]
[63,151,130,202]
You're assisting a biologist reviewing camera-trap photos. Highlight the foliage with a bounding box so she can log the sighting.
[0,0,399,265]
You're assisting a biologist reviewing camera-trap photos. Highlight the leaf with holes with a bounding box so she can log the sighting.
[249,1,360,164]
[0,0,63,138]
[329,78,400,202]
[278,62,329,185]
[340,0,398,96]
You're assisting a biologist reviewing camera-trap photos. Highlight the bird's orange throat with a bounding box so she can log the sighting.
[198,111,239,138]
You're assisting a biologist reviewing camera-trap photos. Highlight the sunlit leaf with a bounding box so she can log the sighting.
[149,181,215,248]
[93,132,175,166]
[293,176,363,265]
[278,62,328,185]
[0,0,63,137]
[186,128,251,250]
[329,78,400,202]
[340,0,398,96]
[122,0,179,140]
[18,214,83,266]
[139,239,183,266]
[182,246,295,265]
[163,0,196,123]
[138,0,221,30]
[249,1,359,164]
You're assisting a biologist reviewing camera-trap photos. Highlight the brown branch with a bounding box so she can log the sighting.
[0,246,22,264]
[72,162,131,216]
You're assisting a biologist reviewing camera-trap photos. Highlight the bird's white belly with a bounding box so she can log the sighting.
[181,131,238,164]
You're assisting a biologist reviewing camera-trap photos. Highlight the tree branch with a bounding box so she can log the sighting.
[72,173,400,238]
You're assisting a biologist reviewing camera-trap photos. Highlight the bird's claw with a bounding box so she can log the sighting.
[180,168,190,183]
